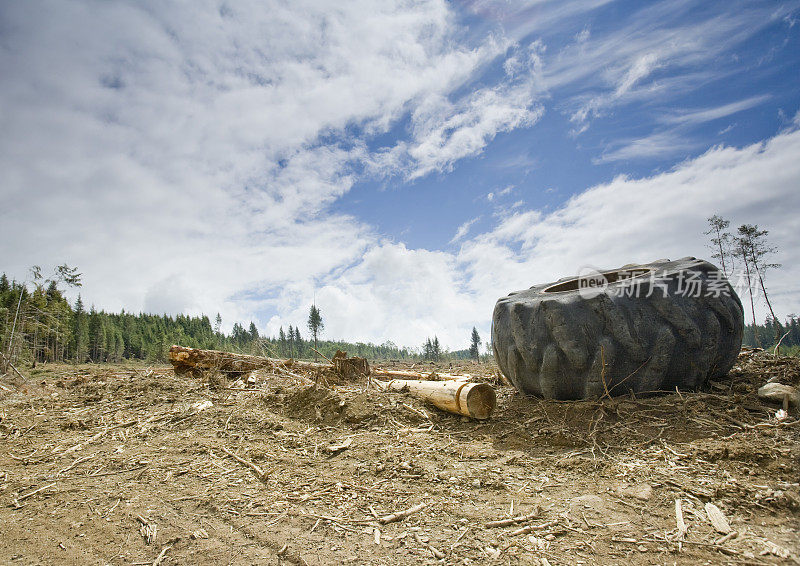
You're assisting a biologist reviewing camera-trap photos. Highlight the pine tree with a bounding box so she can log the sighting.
[469,327,481,361]
[737,224,780,345]
[294,327,303,358]
[214,313,222,334]
[432,336,441,361]
[288,324,295,358]
[307,305,323,359]
[249,321,259,341]
[88,306,106,361]
[73,295,89,363]
[705,215,735,276]
[278,326,286,356]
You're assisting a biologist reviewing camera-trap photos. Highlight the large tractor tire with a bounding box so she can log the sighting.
[492,257,743,400]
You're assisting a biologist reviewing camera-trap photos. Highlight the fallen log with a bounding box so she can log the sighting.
[371,369,472,381]
[169,345,329,376]
[382,379,496,419]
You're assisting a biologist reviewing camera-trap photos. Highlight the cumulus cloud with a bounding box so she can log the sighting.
[368,41,546,180]
[0,0,532,333]
[262,128,800,348]
[457,126,800,330]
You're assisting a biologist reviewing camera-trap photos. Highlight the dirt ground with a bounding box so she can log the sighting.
[1,351,798,565]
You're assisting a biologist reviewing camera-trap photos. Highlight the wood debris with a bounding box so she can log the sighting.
[378,502,427,525]
[221,446,268,481]
[704,502,732,534]
[325,437,352,455]
[485,508,541,528]
[137,515,157,545]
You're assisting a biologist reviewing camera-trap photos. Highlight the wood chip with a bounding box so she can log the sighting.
[152,539,177,566]
[221,446,268,481]
[704,502,732,534]
[509,519,558,536]
[326,437,352,455]
[378,502,427,525]
[190,528,208,540]
[675,498,687,539]
[485,507,540,528]
[14,482,57,505]
[137,516,157,545]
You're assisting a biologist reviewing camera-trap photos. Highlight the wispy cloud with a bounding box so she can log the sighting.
[593,95,772,162]
[664,95,771,125]
[449,217,481,244]
[546,2,787,139]
[593,131,696,163]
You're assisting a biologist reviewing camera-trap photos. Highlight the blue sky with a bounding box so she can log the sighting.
[1,1,799,351]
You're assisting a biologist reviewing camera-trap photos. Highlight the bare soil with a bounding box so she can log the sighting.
[0,351,798,565]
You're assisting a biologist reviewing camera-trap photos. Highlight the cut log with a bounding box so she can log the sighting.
[169,345,329,377]
[383,379,496,419]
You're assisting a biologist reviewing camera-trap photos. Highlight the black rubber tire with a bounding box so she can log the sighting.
[491,257,744,400]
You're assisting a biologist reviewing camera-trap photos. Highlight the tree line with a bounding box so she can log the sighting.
[0,266,488,368]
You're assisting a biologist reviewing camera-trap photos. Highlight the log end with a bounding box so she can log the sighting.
[464,383,496,419]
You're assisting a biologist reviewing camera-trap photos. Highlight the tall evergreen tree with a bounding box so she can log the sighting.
[278,326,286,356]
[73,295,89,362]
[307,304,323,358]
[469,327,481,361]
[294,327,303,357]
[88,306,106,361]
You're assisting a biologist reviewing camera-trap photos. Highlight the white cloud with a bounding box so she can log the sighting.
[368,41,546,180]
[457,126,800,330]
[593,95,772,162]
[450,217,481,244]
[593,131,696,163]
[0,0,529,334]
[664,95,772,125]
[263,242,483,350]
[550,3,783,135]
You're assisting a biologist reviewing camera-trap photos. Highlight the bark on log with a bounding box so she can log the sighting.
[383,379,496,419]
[169,345,329,376]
